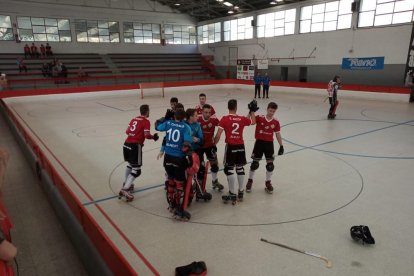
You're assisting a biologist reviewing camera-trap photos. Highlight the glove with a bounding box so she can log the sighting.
[153,133,159,141]
[278,145,284,156]
[211,145,217,154]
[165,109,175,120]
[182,142,191,154]
[155,117,165,128]
[248,100,259,113]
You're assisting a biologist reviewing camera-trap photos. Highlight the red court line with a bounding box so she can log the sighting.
[0,79,410,99]
[7,104,160,276]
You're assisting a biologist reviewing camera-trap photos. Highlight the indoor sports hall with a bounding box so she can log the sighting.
[1,0,414,276]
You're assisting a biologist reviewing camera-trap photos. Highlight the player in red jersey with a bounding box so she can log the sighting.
[246,102,284,194]
[196,104,224,191]
[214,99,258,203]
[195,93,216,117]
[119,104,159,201]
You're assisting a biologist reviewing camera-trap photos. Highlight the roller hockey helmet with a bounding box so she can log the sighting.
[350,225,375,244]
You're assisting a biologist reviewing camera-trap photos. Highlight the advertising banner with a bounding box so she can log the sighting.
[236,59,254,80]
[341,57,384,70]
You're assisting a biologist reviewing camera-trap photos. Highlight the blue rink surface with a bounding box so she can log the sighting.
[4,85,414,275]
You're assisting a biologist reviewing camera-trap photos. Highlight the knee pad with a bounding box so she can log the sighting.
[250,161,259,171]
[236,166,245,175]
[224,166,234,176]
[266,162,274,172]
[211,164,219,173]
[131,166,141,178]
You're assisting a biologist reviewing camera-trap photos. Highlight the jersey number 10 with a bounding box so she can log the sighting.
[167,128,180,142]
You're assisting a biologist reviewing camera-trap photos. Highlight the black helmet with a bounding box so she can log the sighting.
[350,225,375,244]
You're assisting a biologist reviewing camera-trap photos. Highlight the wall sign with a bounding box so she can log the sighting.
[236,59,255,80]
[257,59,269,70]
[341,57,385,70]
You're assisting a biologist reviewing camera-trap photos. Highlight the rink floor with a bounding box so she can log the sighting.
[3,85,414,275]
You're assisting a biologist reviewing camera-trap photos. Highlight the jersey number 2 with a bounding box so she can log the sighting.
[231,123,240,135]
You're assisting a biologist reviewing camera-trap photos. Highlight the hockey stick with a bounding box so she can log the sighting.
[260,238,332,268]
[323,96,329,102]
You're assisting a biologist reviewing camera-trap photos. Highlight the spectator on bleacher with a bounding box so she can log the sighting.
[30,43,39,58]
[41,63,49,77]
[45,43,53,56]
[17,58,27,73]
[0,74,8,91]
[40,44,46,58]
[24,44,30,59]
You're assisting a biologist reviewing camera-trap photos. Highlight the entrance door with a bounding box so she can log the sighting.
[228,47,238,78]
[299,67,307,82]
[281,67,288,81]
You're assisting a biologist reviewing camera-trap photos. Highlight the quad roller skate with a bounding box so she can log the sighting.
[196,191,212,202]
[246,179,253,193]
[122,183,134,193]
[212,179,224,191]
[265,181,274,194]
[174,208,191,221]
[222,192,237,205]
[238,190,244,202]
[118,189,134,202]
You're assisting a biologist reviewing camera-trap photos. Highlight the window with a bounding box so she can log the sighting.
[197,22,221,44]
[0,15,13,41]
[257,8,296,38]
[17,16,71,42]
[300,0,353,33]
[224,16,253,41]
[74,19,119,43]
[164,24,196,44]
[124,22,160,44]
[359,0,414,27]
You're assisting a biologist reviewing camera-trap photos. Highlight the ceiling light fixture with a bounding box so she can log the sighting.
[175,3,180,6]
[234,5,239,9]
[270,1,276,4]
[276,0,283,2]
[228,10,234,14]
[223,1,233,7]
[216,0,224,2]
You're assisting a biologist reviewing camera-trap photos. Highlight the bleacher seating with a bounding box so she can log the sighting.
[0,53,216,90]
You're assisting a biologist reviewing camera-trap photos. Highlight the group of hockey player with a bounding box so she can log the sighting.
[119,92,284,220]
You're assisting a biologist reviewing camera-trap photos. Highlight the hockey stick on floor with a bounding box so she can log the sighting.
[260,238,332,268]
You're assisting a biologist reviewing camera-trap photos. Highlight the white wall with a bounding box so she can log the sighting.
[0,0,198,54]
[199,24,411,67]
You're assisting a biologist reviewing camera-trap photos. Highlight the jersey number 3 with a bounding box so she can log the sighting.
[129,121,138,132]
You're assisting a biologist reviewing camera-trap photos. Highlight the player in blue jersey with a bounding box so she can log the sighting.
[262,72,271,98]
[156,109,193,219]
[254,72,262,99]
[185,108,203,151]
